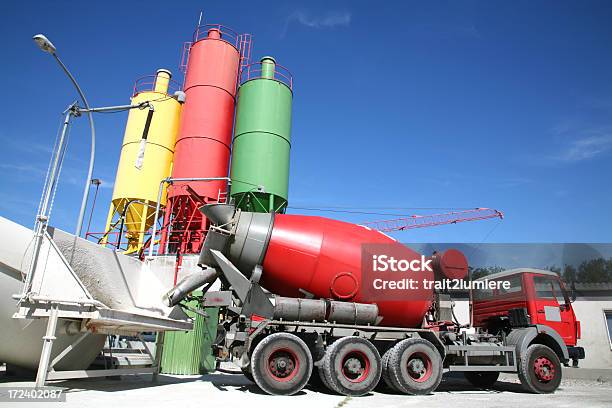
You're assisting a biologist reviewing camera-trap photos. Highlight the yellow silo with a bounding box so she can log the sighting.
[103,69,181,253]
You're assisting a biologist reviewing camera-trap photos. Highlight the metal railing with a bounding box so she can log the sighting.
[85,230,121,246]
[240,61,293,90]
[132,74,182,96]
[192,23,240,48]
[86,179,231,256]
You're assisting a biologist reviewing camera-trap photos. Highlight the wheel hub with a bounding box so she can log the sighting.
[406,352,432,383]
[344,357,363,375]
[533,356,554,382]
[269,351,296,379]
[341,351,369,382]
[409,359,425,373]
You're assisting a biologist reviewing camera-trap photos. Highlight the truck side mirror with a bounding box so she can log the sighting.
[570,281,577,303]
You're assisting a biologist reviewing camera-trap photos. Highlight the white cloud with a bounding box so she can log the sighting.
[283,10,351,36]
[0,163,46,176]
[552,133,612,163]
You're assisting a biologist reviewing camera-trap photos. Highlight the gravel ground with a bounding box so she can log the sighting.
[0,371,610,407]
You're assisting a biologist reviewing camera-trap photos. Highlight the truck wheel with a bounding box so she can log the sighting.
[251,333,313,395]
[518,344,562,394]
[321,337,382,396]
[464,371,499,388]
[388,338,443,395]
[380,348,400,392]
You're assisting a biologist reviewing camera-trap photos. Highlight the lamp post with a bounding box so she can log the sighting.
[33,34,95,237]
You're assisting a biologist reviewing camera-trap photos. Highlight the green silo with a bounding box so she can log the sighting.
[230,56,293,213]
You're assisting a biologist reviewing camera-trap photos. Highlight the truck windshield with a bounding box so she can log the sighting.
[533,275,567,305]
[473,274,523,300]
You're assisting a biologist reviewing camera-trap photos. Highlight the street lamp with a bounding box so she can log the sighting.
[33,33,96,238]
[32,34,56,54]
[86,178,102,235]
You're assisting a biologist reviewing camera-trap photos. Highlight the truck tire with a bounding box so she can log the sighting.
[387,338,443,395]
[380,348,400,392]
[518,344,562,394]
[317,366,333,391]
[251,333,313,395]
[464,371,499,388]
[320,337,382,396]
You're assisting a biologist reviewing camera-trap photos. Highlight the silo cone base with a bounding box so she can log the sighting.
[159,304,219,375]
[233,191,287,214]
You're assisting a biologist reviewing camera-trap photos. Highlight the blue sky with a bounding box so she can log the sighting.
[1,1,611,243]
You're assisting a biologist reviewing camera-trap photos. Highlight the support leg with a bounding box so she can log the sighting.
[152,331,165,383]
[101,203,117,246]
[35,304,59,388]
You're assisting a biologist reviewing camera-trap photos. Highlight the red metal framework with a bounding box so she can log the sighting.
[159,194,206,255]
[362,208,503,233]
[240,61,294,90]
[159,183,229,254]
[132,74,181,97]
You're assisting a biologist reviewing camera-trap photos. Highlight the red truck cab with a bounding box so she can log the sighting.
[472,268,581,349]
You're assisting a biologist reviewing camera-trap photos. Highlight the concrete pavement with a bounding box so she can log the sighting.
[0,371,610,407]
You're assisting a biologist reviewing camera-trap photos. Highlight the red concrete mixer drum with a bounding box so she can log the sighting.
[261,215,435,328]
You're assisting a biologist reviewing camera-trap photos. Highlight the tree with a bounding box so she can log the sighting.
[469,266,504,280]
[576,258,612,283]
[562,264,577,283]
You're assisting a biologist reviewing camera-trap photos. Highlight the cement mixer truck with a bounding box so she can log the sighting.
[164,204,584,396]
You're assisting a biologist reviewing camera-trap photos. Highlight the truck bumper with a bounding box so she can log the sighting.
[567,346,586,367]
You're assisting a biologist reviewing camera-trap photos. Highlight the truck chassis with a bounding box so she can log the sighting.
[197,250,568,396]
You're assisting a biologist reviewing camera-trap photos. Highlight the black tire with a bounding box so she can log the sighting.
[388,338,443,395]
[317,365,333,391]
[464,371,500,388]
[251,333,313,395]
[518,344,562,394]
[380,347,400,392]
[320,337,382,396]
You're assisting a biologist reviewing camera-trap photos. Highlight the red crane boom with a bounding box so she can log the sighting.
[362,208,503,232]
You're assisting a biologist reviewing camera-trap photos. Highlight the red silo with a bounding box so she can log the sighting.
[161,25,250,254]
